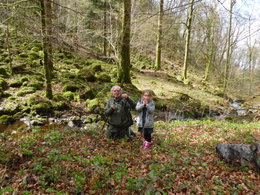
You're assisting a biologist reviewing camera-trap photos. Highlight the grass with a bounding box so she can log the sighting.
[0,120,259,194]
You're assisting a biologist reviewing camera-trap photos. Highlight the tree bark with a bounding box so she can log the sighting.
[5,0,13,76]
[154,0,164,70]
[183,0,194,80]
[103,0,107,56]
[40,0,53,99]
[223,0,235,95]
[118,0,131,84]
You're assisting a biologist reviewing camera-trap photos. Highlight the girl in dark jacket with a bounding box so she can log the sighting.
[136,90,155,149]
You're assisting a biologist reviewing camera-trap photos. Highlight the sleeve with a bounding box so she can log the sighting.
[104,100,114,116]
[147,100,155,113]
[135,100,144,112]
[126,97,136,109]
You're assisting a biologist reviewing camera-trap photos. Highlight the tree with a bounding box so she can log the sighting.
[5,0,13,75]
[183,0,195,80]
[40,0,53,99]
[223,0,235,95]
[154,0,164,70]
[118,0,131,84]
[103,0,107,56]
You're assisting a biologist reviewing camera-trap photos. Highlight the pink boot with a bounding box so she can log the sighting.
[144,141,152,150]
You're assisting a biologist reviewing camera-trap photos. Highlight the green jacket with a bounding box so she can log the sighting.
[104,96,136,127]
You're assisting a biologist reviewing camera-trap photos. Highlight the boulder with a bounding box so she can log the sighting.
[216,143,260,172]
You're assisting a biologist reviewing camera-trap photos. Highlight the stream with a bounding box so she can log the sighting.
[0,101,258,134]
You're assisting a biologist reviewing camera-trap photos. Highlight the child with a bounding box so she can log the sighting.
[136,90,155,149]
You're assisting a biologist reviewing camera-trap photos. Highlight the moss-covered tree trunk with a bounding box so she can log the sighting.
[223,0,235,95]
[183,0,194,80]
[204,18,215,81]
[118,0,131,84]
[40,0,53,99]
[103,0,107,56]
[154,0,164,70]
[5,0,13,76]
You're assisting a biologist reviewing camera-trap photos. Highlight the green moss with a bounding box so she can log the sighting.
[53,93,64,101]
[0,67,8,77]
[33,102,52,115]
[31,47,41,52]
[27,97,37,106]
[0,78,8,90]
[96,73,111,82]
[20,76,29,82]
[17,87,36,96]
[0,115,15,125]
[9,80,23,88]
[89,63,102,72]
[86,98,100,113]
[62,84,79,92]
[54,101,71,111]
[77,68,96,82]
[27,81,44,90]
[63,91,74,100]
[80,88,97,100]
[29,51,40,60]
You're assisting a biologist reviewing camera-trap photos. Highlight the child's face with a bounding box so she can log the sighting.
[143,93,151,101]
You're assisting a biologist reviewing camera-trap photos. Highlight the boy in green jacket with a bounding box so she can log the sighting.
[104,85,136,139]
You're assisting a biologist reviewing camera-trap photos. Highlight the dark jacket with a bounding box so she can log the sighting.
[104,96,136,127]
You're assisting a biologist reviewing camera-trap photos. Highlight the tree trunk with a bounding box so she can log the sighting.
[103,0,107,56]
[183,0,194,80]
[154,0,164,70]
[5,0,13,76]
[40,0,53,99]
[118,0,131,84]
[223,0,235,95]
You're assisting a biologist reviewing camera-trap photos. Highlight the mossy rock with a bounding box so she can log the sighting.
[31,47,41,52]
[86,98,100,113]
[96,73,111,82]
[13,64,27,73]
[0,67,8,77]
[27,97,38,106]
[33,102,52,115]
[17,87,36,96]
[20,76,29,82]
[63,91,74,101]
[89,63,102,72]
[155,99,167,111]
[54,101,71,111]
[53,93,65,101]
[31,60,41,67]
[33,42,42,50]
[77,68,96,82]
[9,80,23,88]
[0,78,8,90]
[80,88,97,100]
[62,84,79,92]
[28,81,44,90]
[0,115,15,125]
[29,51,40,60]
[64,59,74,64]
[84,114,100,123]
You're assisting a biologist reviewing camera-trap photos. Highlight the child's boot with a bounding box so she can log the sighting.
[144,141,152,150]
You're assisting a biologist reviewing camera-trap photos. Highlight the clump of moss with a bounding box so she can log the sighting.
[54,101,71,111]
[0,67,8,77]
[29,51,40,60]
[86,98,102,113]
[0,115,15,125]
[17,87,36,96]
[62,84,79,92]
[80,88,97,100]
[20,76,29,82]
[27,81,44,90]
[0,78,8,90]
[53,93,65,101]
[32,102,52,115]
[63,91,74,100]
[9,80,23,88]
[96,73,111,82]
[19,53,29,58]
[77,68,96,82]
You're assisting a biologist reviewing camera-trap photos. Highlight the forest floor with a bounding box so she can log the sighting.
[1,120,259,194]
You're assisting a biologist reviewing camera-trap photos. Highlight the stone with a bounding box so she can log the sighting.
[216,143,260,172]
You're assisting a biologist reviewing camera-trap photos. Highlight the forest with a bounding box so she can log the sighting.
[0,0,259,194]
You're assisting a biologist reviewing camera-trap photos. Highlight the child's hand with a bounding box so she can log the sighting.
[111,104,116,110]
[143,100,148,106]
